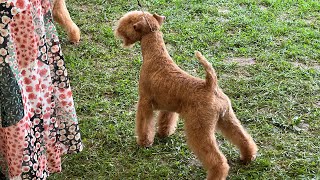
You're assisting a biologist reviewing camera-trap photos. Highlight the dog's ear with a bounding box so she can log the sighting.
[153,14,165,25]
[133,21,144,32]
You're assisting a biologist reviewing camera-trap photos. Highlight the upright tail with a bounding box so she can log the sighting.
[195,51,218,89]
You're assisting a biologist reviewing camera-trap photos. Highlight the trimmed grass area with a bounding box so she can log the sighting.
[51,0,319,179]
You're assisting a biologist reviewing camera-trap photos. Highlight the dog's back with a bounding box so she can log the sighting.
[140,51,222,113]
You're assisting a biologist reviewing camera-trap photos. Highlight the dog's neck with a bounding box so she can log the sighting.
[140,31,171,62]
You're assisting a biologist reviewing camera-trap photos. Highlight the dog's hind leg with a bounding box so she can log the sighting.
[135,98,155,147]
[157,111,179,138]
[185,115,229,180]
[217,104,258,164]
[52,0,80,43]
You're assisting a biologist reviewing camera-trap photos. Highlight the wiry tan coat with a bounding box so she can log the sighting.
[115,11,258,180]
[52,0,80,43]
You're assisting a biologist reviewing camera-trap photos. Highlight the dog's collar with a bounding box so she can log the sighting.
[137,0,157,32]
[142,14,157,32]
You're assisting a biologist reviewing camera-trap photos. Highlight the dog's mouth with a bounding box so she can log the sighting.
[117,33,135,48]
[115,30,128,46]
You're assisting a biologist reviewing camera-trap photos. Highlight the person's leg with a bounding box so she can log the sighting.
[0,171,6,180]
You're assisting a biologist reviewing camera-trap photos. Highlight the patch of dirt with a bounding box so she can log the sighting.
[291,62,308,68]
[291,62,320,71]
[217,17,229,23]
[213,41,221,48]
[225,57,256,66]
[293,123,310,132]
[218,7,230,14]
[104,91,115,100]
[227,30,237,35]
[188,157,202,167]
[278,13,289,22]
[304,17,316,25]
[165,43,175,54]
[219,69,252,80]
[239,4,247,10]
[237,69,251,78]
[259,5,267,11]
[299,123,310,131]
[304,19,313,25]
[79,5,89,11]
[311,65,320,70]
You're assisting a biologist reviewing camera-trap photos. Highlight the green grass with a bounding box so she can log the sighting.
[50,0,320,179]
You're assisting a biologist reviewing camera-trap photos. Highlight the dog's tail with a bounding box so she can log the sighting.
[195,51,218,89]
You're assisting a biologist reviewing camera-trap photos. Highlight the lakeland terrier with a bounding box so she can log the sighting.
[52,0,80,43]
[115,11,258,180]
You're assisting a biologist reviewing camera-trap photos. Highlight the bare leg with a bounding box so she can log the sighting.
[217,105,258,164]
[185,115,229,180]
[157,111,179,138]
[135,98,155,147]
[52,0,80,43]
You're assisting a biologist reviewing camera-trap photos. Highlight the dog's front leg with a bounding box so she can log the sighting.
[52,0,80,43]
[135,98,155,147]
[157,111,179,138]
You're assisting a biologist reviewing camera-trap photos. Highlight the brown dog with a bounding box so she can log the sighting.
[52,0,80,43]
[115,11,258,180]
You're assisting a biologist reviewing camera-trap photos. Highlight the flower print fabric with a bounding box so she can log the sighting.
[0,0,83,179]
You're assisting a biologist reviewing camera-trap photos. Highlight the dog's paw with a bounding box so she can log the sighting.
[157,131,170,138]
[240,154,257,165]
[240,148,258,164]
[157,126,177,138]
[137,138,153,148]
[67,23,81,44]
[240,142,258,164]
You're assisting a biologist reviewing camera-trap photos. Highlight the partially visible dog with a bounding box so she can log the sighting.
[52,0,80,43]
[115,11,258,180]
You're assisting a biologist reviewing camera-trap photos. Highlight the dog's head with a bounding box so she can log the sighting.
[114,11,165,47]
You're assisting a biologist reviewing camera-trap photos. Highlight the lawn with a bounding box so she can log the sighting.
[50,0,320,179]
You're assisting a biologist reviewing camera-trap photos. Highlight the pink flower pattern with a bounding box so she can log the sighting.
[0,0,83,179]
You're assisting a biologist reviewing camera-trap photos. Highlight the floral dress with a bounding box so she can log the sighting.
[0,0,83,179]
